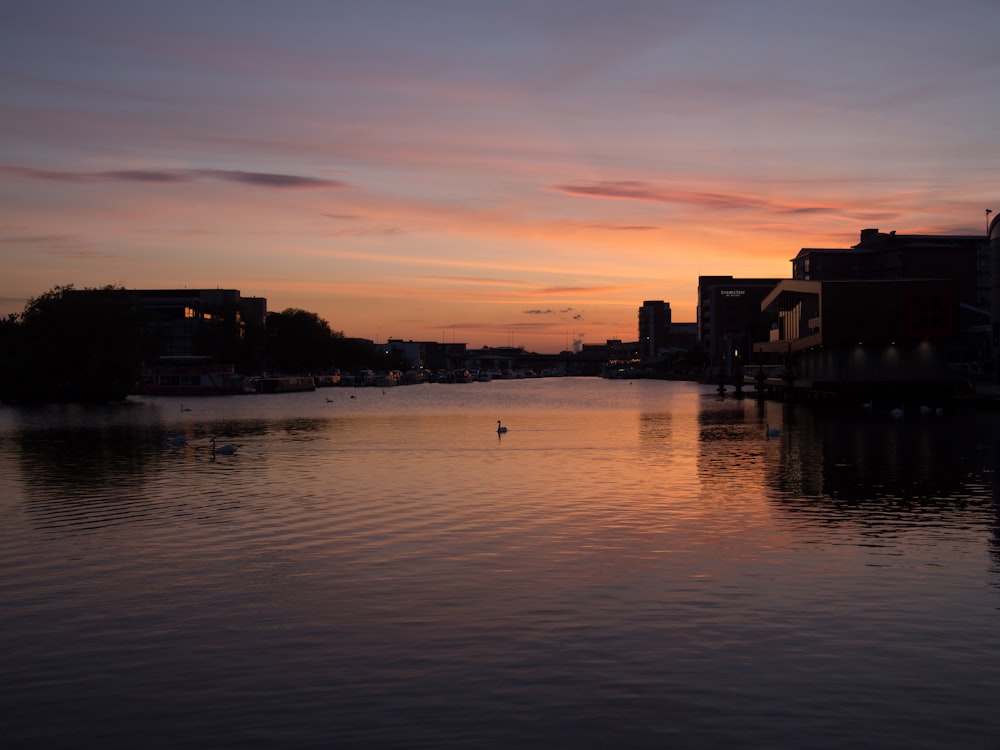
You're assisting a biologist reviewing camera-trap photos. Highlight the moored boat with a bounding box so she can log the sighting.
[315,370,341,387]
[137,358,256,396]
[252,376,316,394]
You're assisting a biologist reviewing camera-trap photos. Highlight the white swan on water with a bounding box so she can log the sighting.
[211,437,237,456]
[765,424,781,439]
[496,420,508,434]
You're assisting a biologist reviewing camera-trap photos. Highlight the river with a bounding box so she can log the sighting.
[1,378,998,749]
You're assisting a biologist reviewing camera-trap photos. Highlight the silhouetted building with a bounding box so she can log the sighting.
[791,226,995,381]
[384,339,427,368]
[420,341,467,372]
[588,339,641,377]
[638,300,671,359]
[697,276,781,368]
[792,228,985,308]
[664,322,697,352]
[753,278,962,399]
[134,289,267,373]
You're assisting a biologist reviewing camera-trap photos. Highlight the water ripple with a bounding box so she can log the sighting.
[1,381,998,749]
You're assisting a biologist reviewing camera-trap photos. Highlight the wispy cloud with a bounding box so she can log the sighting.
[99,170,190,183]
[552,180,845,216]
[521,308,585,322]
[529,285,631,295]
[0,166,347,189]
[551,180,769,210]
[780,207,840,216]
[0,232,111,258]
[425,276,535,287]
[432,321,576,334]
[587,223,661,232]
[195,169,344,189]
[322,226,405,237]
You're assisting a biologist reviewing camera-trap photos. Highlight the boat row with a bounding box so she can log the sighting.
[137,359,317,396]
[136,359,563,397]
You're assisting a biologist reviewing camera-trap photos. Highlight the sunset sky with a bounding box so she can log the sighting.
[2,1,997,352]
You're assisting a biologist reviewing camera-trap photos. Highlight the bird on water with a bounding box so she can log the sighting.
[211,437,237,456]
[496,420,508,434]
[765,424,780,439]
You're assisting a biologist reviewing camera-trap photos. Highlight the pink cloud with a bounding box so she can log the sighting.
[552,180,785,212]
[528,285,636,296]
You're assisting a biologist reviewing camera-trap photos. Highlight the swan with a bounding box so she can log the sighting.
[211,437,237,456]
[180,404,192,412]
[167,434,187,447]
[890,407,904,419]
[765,424,780,439]
[496,420,508,434]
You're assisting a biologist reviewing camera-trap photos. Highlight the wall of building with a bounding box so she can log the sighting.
[638,300,671,359]
[698,276,780,363]
[793,229,983,308]
[795,340,957,396]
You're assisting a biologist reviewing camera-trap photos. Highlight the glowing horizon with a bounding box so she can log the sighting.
[2,1,997,352]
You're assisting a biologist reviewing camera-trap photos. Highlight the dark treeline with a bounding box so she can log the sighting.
[0,285,410,403]
[0,285,139,403]
[264,307,411,374]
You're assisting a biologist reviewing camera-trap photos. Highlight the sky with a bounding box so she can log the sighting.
[2,0,998,353]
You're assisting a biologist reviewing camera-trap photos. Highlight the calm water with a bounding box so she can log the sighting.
[2,378,999,749]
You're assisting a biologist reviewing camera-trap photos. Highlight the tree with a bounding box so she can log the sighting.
[265,308,340,373]
[330,336,380,371]
[0,312,25,399]
[0,285,141,402]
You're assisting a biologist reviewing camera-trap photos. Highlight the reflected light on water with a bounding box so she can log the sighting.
[1,379,998,749]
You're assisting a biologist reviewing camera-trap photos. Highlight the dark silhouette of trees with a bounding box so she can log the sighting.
[265,308,413,373]
[266,308,340,373]
[0,313,25,400]
[332,337,382,371]
[0,285,141,402]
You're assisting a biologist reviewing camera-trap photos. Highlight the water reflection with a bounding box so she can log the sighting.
[9,403,347,534]
[766,401,996,504]
[692,393,1000,586]
[2,383,1000,749]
